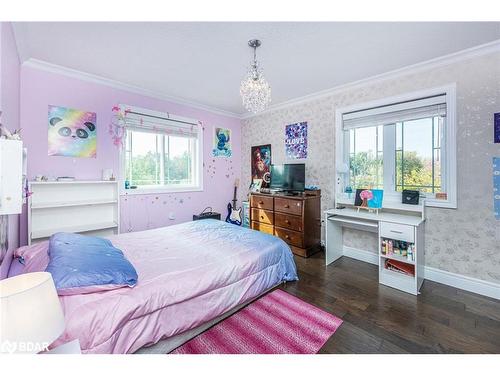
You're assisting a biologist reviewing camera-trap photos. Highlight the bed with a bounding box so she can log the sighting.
[1,219,298,354]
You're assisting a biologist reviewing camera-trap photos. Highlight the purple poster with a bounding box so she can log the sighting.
[495,112,500,144]
[285,122,308,159]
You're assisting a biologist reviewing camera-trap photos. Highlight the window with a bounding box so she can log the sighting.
[349,125,384,190]
[121,106,202,193]
[337,86,456,208]
[395,117,442,193]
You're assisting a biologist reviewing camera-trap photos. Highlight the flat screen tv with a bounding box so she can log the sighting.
[270,164,305,193]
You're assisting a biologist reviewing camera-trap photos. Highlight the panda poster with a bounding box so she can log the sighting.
[285,121,307,159]
[212,127,232,157]
[48,105,97,158]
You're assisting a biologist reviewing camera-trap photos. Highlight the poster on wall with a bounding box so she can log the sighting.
[251,144,272,188]
[494,157,500,220]
[48,105,97,158]
[494,112,500,143]
[285,121,307,159]
[212,127,232,157]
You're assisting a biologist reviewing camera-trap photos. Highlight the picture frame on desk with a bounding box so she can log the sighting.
[354,188,383,213]
[249,179,263,193]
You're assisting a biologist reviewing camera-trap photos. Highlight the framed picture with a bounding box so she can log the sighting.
[48,105,97,158]
[285,122,308,159]
[354,188,384,209]
[250,179,263,193]
[251,144,272,188]
[212,127,232,157]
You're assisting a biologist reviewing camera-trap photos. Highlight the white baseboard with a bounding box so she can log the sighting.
[424,266,500,300]
[342,246,500,300]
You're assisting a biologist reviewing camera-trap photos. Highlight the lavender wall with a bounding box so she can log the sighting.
[20,66,241,245]
[0,22,21,251]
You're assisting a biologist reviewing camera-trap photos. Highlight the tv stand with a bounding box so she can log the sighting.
[249,191,321,257]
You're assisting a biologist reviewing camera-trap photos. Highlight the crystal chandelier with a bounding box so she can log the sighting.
[240,39,271,114]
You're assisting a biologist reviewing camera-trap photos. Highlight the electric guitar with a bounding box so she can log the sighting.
[226,179,242,225]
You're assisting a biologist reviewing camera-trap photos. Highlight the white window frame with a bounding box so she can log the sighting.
[335,84,457,209]
[119,105,203,196]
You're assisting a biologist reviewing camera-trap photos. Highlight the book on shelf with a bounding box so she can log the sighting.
[385,259,415,276]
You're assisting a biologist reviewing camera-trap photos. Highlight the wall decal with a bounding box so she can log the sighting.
[48,105,97,157]
[494,112,500,143]
[285,121,308,159]
[251,144,272,188]
[212,127,232,157]
[494,157,500,220]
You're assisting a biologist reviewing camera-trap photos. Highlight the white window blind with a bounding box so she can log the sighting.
[120,104,203,193]
[342,95,447,130]
[123,108,199,138]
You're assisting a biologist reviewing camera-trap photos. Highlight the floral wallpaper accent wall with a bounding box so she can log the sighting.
[241,52,500,284]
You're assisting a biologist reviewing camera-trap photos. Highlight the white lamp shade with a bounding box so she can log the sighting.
[0,272,65,354]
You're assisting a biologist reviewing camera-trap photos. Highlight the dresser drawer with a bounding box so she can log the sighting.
[251,221,274,235]
[250,195,274,210]
[274,227,303,248]
[251,208,274,225]
[274,212,303,232]
[274,197,302,216]
[380,222,415,243]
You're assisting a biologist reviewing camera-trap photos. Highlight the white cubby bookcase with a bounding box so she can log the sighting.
[28,181,120,244]
[378,220,425,295]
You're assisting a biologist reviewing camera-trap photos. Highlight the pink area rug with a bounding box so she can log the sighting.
[170,289,343,354]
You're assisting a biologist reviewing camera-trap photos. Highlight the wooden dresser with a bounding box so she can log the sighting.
[249,191,321,257]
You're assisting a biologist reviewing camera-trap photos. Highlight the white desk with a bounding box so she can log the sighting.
[325,207,425,295]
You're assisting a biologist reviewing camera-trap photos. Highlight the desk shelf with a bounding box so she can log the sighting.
[380,253,415,265]
[378,221,424,295]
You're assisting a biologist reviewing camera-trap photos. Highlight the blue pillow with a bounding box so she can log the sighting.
[46,232,138,295]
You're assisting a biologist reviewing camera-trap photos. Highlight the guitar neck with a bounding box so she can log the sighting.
[231,179,239,208]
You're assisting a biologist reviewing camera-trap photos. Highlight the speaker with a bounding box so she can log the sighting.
[402,190,419,205]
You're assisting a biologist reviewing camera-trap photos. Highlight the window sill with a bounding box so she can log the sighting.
[120,186,203,196]
[336,194,457,211]
[424,199,457,209]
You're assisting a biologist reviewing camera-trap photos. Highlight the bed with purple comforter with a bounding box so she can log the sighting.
[4,219,298,354]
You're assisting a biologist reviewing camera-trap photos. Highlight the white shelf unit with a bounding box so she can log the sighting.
[378,221,425,295]
[28,181,120,244]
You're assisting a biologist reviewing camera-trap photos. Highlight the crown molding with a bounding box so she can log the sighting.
[241,38,500,120]
[21,58,243,119]
[18,38,500,122]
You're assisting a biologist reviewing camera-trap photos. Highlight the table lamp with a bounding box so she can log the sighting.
[0,272,65,354]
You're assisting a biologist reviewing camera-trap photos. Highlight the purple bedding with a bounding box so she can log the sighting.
[9,219,298,353]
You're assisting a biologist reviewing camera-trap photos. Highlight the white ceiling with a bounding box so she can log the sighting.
[12,22,500,116]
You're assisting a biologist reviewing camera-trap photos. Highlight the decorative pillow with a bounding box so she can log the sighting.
[14,242,51,273]
[45,232,138,296]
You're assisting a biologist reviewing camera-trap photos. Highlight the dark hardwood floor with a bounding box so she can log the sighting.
[279,252,500,353]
